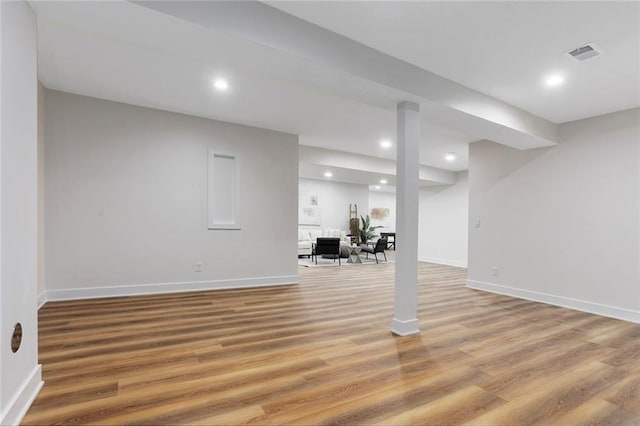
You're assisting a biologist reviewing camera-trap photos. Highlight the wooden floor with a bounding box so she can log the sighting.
[24,261,640,425]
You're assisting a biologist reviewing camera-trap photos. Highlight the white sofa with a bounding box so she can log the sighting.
[298,228,351,256]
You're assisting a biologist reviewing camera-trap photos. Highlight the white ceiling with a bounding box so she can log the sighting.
[32,0,475,176]
[268,1,640,124]
[31,1,638,187]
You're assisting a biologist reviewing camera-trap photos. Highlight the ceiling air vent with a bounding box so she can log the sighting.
[566,43,602,62]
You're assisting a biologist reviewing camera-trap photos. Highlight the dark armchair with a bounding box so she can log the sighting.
[361,238,388,263]
[312,237,341,265]
[380,232,395,250]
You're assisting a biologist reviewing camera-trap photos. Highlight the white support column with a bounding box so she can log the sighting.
[391,101,421,336]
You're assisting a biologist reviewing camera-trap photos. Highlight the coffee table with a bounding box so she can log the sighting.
[347,246,362,264]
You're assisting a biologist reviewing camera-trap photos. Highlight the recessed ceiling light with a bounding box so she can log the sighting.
[544,74,564,88]
[324,171,333,178]
[379,179,387,184]
[380,139,392,149]
[374,185,381,189]
[445,153,457,161]
[213,79,229,91]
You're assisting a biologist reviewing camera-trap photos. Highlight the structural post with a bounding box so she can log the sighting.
[391,101,421,336]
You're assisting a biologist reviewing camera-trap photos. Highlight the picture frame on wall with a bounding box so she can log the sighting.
[299,206,321,226]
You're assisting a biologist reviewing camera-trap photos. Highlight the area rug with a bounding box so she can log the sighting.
[298,256,394,267]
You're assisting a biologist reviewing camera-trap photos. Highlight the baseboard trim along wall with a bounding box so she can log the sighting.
[1,365,43,426]
[37,292,47,310]
[467,279,640,324]
[41,275,299,305]
[419,257,467,268]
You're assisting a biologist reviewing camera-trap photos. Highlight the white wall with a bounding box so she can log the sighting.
[37,83,46,305]
[44,90,299,300]
[468,108,640,323]
[0,2,43,424]
[368,191,396,231]
[298,178,368,231]
[418,173,469,267]
[366,179,469,268]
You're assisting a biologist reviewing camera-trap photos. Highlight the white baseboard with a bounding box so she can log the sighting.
[44,275,298,303]
[467,279,640,324]
[37,291,47,309]
[0,365,43,426]
[391,318,420,336]
[419,256,467,268]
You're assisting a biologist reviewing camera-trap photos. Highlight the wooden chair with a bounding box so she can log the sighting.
[361,238,388,263]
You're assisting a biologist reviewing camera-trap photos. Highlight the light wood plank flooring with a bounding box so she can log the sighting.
[24,261,640,425]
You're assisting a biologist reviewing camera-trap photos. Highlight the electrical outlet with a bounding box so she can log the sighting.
[195,262,202,272]
[474,218,481,228]
[492,266,499,277]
